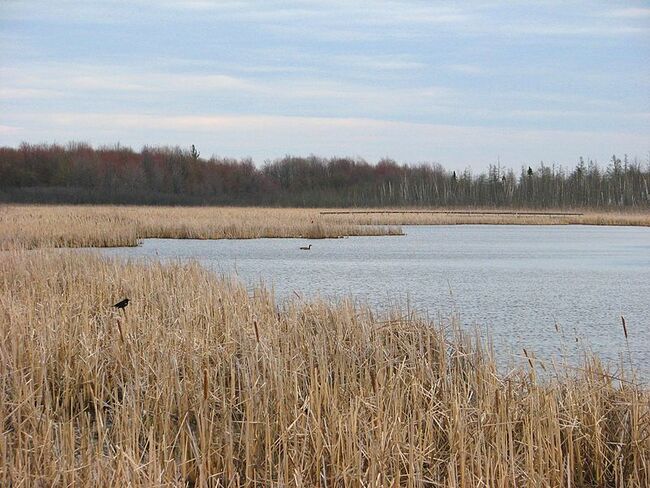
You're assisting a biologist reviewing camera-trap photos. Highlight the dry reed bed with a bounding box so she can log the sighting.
[3,205,649,251]
[1,251,648,486]
[0,205,402,250]
[328,209,650,227]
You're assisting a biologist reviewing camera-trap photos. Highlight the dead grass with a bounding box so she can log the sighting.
[327,208,650,227]
[0,205,402,250]
[1,205,648,251]
[1,251,648,486]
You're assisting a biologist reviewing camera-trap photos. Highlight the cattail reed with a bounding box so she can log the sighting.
[2,204,648,251]
[1,250,648,487]
[523,348,534,369]
[203,368,209,401]
[116,317,125,343]
[0,204,402,250]
[253,318,260,344]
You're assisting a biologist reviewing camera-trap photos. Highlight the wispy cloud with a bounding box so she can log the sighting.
[153,0,467,25]
[0,124,21,134]
[0,88,61,99]
[446,64,485,75]
[506,24,645,36]
[1,1,648,165]
[607,7,650,18]
[333,54,426,71]
[2,59,647,137]
[5,111,647,168]
[0,62,456,113]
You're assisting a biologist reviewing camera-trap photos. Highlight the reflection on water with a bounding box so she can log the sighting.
[97,225,650,377]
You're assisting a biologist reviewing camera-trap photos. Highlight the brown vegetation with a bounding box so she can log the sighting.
[0,205,402,250]
[1,251,648,486]
[2,205,649,250]
[330,208,650,227]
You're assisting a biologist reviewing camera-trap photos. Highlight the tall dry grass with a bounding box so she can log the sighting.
[0,205,402,250]
[1,251,648,486]
[2,204,649,251]
[328,209,650,227]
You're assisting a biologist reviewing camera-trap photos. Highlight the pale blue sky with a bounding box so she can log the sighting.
[1,1,648,170]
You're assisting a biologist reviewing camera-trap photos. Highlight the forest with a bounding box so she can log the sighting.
[1,142,648,208]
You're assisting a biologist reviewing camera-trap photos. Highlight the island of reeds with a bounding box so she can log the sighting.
[2,205,649,250]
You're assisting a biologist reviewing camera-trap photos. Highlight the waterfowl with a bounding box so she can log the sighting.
[300,244,312,250]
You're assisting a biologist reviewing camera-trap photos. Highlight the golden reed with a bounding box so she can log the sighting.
[2,204,648,250]
[1,251,647,486]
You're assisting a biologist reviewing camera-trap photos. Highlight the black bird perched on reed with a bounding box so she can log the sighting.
[113,298,130,310]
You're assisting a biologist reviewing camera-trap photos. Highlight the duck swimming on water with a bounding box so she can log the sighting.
[300,244,312,250]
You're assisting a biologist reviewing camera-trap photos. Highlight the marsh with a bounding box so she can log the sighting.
[98,224,650,376]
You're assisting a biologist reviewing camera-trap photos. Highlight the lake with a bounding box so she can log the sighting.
[98,225,650,378]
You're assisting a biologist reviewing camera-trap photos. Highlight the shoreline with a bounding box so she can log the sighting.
[1,204,649,250]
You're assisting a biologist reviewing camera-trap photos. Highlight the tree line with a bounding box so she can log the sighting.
[1,142,648,208]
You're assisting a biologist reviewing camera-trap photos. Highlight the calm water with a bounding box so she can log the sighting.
[98,225,650,377]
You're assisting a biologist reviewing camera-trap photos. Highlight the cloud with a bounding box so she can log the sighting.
[446,64,485,75]
[508,24,645,36]
[1,1,647,167]
[333,54,426,71]
[153,0,467,25]
[6,111,647,168]
[607,8,650,18]
[0,63,268,97]
[2,60,647,138]
[0,62,456,115]
[0,124,22,134]
[0,88,61,99]
[3,0,648,41]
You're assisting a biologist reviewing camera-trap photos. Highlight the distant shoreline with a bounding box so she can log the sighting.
[1,204,649,250]
[2,144,649,208]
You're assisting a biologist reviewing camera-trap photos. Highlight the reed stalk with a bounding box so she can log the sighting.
[1,251,647,486]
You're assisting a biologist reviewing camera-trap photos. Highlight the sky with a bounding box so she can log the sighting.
[0,0,649,170]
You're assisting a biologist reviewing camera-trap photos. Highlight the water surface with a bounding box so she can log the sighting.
[98,225,650,377]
